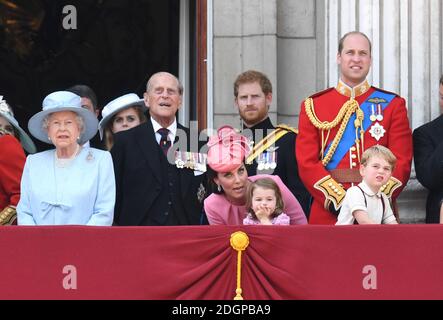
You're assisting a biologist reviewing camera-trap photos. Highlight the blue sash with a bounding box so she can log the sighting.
[325,90,395,170]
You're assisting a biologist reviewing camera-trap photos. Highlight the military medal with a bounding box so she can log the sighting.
[376,104,384,121]
[196,183,206,203]
[257,162,265,171]
[174,151,185,168]
[370,104,377,122]
[194,152,207,172]
[269,151,277,170]
[269,152,277,169]
[264,152,270,170]
[175,151,206,171]
[186,152,195,169]
[257,153,265,171]
[369,122,386,141]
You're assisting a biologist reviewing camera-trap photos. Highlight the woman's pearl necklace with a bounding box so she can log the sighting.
[55,144,81,168]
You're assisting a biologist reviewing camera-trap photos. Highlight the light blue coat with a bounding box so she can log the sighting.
[17,147,115,225]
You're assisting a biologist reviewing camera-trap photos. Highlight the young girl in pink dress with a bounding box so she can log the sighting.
[243,177,290,225]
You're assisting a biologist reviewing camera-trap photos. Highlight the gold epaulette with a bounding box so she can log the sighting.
[275,124,298,134]
[0,206,17,225]
[246,126,291,164]
[314,175,346,210]
[380,177,402,198]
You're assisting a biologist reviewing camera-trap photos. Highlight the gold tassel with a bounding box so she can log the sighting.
[230,231,250,300]
[354,106,365,162]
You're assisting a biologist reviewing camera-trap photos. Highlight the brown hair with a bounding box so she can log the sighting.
[245,178,284,220]
[338,31,372,56]
[440,74,443,86]
[104,106,147,150]
[0,115,19,138]
[234,70,272,97]
[361,145,397,170]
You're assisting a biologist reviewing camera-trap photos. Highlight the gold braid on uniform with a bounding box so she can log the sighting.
[304,98,363,166]
[0,206,17,225]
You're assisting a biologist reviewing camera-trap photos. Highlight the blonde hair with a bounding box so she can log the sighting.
[361,145,397,170]
[245,178,284,219]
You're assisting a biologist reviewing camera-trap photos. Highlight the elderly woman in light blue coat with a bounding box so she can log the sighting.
[17,91,115,225]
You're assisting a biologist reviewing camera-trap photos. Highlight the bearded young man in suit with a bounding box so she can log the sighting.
[111,72,206,226]
[234,70,310,216]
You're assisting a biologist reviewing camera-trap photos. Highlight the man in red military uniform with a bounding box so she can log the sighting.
[296,31,412,224]
[0,135,26,224]
[0,96,33,225]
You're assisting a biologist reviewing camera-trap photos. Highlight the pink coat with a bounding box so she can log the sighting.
[243,212,290,225]
[204,174,307,225]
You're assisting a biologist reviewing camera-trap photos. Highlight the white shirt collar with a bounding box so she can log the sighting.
[359,180,382,198]
[151,117,177,144]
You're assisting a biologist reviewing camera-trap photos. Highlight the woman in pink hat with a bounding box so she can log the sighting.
[204,126,307,225]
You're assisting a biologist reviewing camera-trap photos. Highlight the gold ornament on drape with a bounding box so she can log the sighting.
[230,231,249,300]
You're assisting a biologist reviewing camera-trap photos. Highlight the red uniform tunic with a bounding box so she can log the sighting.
[296,82,412,224]
[0,135,26,211]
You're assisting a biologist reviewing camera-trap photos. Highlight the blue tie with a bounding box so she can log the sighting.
[158,128,171,156]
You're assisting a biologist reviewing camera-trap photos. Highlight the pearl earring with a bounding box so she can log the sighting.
[217,184,222,192]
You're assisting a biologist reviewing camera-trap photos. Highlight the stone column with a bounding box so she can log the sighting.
[276,0,324,126]
[212,0,278,129]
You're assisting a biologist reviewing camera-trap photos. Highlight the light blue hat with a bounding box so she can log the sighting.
[99,93,145,140]
[28,91,99,145]
[0,96,37,153]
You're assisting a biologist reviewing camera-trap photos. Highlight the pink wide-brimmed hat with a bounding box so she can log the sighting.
[206,125,250,173]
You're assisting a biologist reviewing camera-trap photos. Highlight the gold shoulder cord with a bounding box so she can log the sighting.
[276,124,298,134]
[245,127,287,165]
[304,98,364,166]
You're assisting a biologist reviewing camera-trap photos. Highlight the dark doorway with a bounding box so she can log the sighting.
[0,0,180,151]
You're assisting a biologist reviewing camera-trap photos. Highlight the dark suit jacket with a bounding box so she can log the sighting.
[89,133,106,150]
[413,115,443,223]
[243,117,311,216]
[111,119,205,225]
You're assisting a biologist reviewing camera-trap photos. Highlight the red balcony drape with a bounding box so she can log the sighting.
[0,225,442,299]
